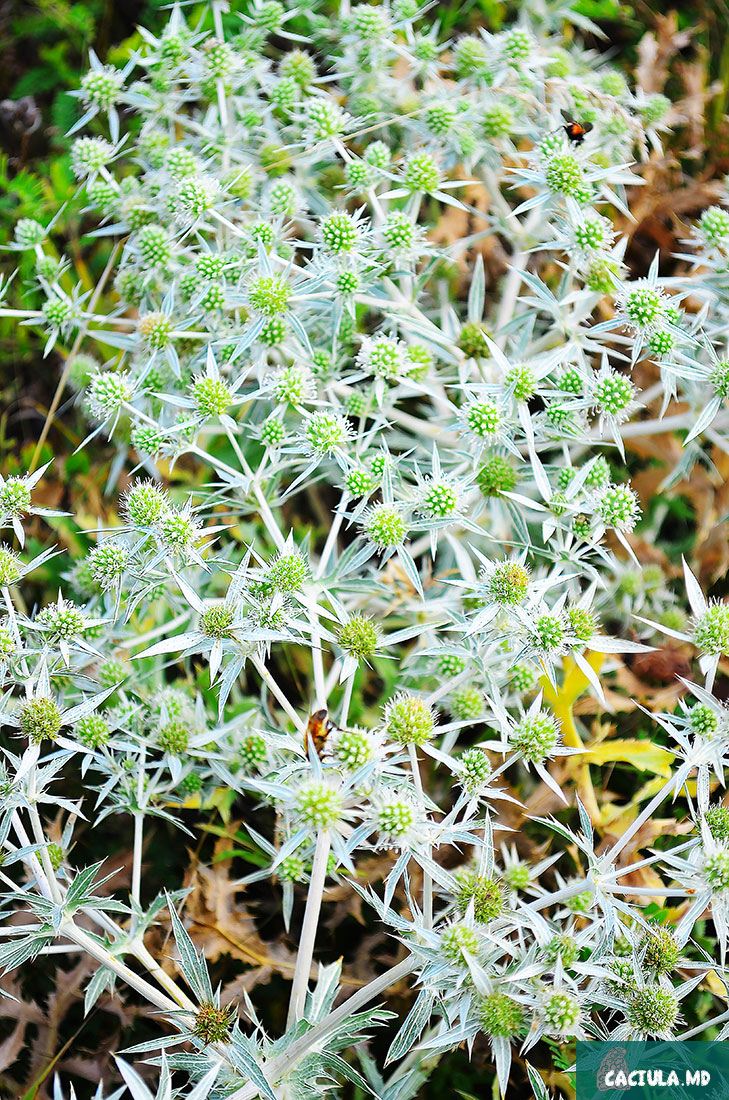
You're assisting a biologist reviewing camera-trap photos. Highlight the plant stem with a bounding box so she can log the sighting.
[339,670,355,727]
[682,1008,729,1039]
[495,207,542,342]
[27,802,62,904]
[64,922,180,1014]
[286,829,331,1028]
[132,938,198,1011]
[251,654,304,732]
[408,744,432,928]
[315,494,348,579]
[229,957,417,1100]
[13,803,55,902]
[132,813,144,910]
[308,604,327,710]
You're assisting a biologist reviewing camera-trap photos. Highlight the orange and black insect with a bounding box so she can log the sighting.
[563,120,590,146]
[305,708,335,757]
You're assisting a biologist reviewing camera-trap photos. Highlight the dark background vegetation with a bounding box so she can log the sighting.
[0,1,727,1097]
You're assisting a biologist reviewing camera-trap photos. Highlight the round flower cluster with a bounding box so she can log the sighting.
[626,987,679,1036]
[88,544,128,589]
[305,411,351,456]
[77,714,111,749]
[592,371,635,417]
[699,206,729,245]
[477,455,516,496]
[37,601,87,642]
[574,213,613,251]
[456,871,504,923]
[643,927,679,974]
[248,275,292,315]
[294,781,344,830]
[483,561,530,605]
[123,480,169,526]
[568,607,597,643]
[383,693,436,745]
[240,734,268,769]
[502,26,532,61]
[364,504,407,550]
[533,613,566,653]
[376,796,416,840]
[278,854,306,882]
[544,154,586,199]
[478,993,525,1038]
[704,849,729,891]
[81,65,123,108]
[337,616,380,660]
[382,211,417,251]
[482,104,513,139]
[15,218,47,248]
[464,400,501,440]
[192,1002,234,1045]
[331,727,376,768]
[704,804,729,840]
[358,335,406,379]
[159,721,190,755]
[87,372,131,420]
[139,311,173,348]
[158,510,201,555]
[450,687,484,720]
[543,992,580,1034]
[18,697,62,744]
[346,466,376,497]
[201,605,235,639]
[458,322,490,359]
[305,98,348,141]
[404,152,441,193]
[321,212,361,254]
[0,547,21,586]
[267,551,307,592]
[511,712,560,763]
[71,137,114,177]
[192,376,232,418]
[694,704,721,739]
[623,282,664,329]
[420,480,459,518]
[458,748,492,793]
[598,486,641,531]
[693,603,729,656]
[505,364,536,401]
[441,923,480,962]
[545,933,579,967]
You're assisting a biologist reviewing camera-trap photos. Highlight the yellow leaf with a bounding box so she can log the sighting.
[703,969,728,998]
[582,739,674,777]
[540,651,607,749]
[541,652,606,709]
[165,786,235,821]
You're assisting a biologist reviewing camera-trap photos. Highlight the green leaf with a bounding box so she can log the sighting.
[386,991,434,1064]
[167,894,213,1004]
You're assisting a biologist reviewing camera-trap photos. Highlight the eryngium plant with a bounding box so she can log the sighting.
[1,1,729,1097]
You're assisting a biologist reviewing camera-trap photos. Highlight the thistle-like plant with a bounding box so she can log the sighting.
[1,1,729,1098]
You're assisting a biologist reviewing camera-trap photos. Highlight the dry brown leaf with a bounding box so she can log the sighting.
[599,814,694,863]
[635,12,694,95]
[676,52,721,154]
[611,658,689,710]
